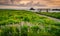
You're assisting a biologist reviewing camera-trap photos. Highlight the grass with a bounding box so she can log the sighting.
[36,12,60,19]
[0,9,60,36]
[0,9,58,25]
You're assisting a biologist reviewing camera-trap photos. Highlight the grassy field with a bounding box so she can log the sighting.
[36,12,60,19]
[0,9,60,36]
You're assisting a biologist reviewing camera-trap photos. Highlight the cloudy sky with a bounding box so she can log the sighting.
[0,0,60,8]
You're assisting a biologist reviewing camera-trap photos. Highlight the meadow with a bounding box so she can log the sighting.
[0,9,60,36]
[36,12,60,19]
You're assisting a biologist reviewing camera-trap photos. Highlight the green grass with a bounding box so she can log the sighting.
[0,9,58,25]
[36,12,60,19]
[0,9,60,36]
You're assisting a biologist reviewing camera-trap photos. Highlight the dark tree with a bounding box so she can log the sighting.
[52,9,60,11]
[46,9,49,12]
[30,8,35,10]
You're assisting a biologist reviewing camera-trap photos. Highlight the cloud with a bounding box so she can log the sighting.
[0,0,60,8]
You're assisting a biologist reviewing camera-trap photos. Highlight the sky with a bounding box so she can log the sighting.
[0,0,60,8]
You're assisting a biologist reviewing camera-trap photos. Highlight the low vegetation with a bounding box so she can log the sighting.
[36,12,60,19]
[0,9,60,36]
